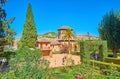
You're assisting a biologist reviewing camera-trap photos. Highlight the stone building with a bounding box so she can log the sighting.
[37,38,51,56]
[37,26,98,56]
[58,26,78,52]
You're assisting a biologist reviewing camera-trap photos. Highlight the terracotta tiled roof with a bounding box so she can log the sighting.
[58,26,72,30]
[51,40,60,45]
[76,35,98,40]
[37,38,51,42]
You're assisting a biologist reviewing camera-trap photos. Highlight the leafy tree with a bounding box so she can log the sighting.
[4,18,16,47]
[64,29,74,54]
[0,47,51,79]
[98,10,120,57]
[0,0,15,53]
[20,3,37,48]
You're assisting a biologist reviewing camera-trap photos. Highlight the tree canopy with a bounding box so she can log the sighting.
[0,0,15,53]
[98,10,120,57]
[64,29,74,54]
[20,3,37,48]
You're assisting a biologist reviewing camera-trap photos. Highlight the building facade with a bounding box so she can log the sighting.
[37,26,98,56]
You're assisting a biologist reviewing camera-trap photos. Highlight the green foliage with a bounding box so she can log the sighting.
[49,63,113,79]
[64,29,75,54]
[118,53,120,56]
[0,47,51,79]
[52,51,61,54]
[0,0,15,54]
[90,60,120,72]
[0,51,15,59]
[42,32,58,38]
[1,50,120,79]
[80,40,107,63]
[4,18,16,46]
[90,60,120,78]
[105,57,120,65]
[108,53,114,57]
[64,29,74,40]
[47,64,93,79]
[20,3,37,48]
[70,51,80,55]
[98,10,120,57]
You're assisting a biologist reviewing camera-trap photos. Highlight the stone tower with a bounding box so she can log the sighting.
[58,26,73,40]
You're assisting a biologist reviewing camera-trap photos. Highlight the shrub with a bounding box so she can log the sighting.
[70,51,80,55]
[0,47,52,79]
[0,51,15,60]
[90,60,120,72]
[80,40,107,63]
[104,57,120,65]
[118,53,120,56]
[52,51,61,54]
[108,53,114,57]
[49,64,100,79]
[1,47,120,79]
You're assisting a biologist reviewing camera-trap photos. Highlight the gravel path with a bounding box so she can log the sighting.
[41,54,81,68]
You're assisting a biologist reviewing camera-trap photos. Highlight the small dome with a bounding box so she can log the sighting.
[58,26,72,30]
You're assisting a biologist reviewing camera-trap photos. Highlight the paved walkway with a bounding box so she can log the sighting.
[41,54,81,68]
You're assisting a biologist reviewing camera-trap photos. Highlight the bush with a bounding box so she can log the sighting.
[0,51,15,60]
[49,64,100,79]
[70,51,80,55]
[90,60,120,78]
[1,47,120,79]
[52,51,61,54]
[0,47,52,79]
[90,60,120,72]
[80,40,107,63]
[104,57,120,65]
[108,53,114,57]
[118,53,120,56]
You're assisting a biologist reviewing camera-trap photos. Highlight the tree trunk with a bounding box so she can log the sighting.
[68,39,70,54]
[113,48,117,58]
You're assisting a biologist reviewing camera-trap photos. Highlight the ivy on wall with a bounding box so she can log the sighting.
[80,40,107,63]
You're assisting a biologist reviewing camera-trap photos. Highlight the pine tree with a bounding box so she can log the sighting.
[98,10,120,57]
[0,0,15,53]
[20,3,37,48]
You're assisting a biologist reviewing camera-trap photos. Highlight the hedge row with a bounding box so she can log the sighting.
[90,60,120,71]
[104,57,120,65]
[108,53,114,57]
[70,51,80,55]
[118,53,120,56]
[80,40,107,63]
[108,53,120,57]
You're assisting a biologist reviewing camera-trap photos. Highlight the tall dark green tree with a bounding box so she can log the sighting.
[0,0,15,53]
[98,10,120,57]
[20,3,37,48]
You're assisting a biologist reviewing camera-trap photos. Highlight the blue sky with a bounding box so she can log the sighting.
[4,0,120,38]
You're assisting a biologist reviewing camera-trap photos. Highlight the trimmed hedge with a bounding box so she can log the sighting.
[104,57,120,65]
[90,60,120,72]
[70,51,80,55]
[80,40,107,63]
[118,53,120,56]
[108,53,114,57]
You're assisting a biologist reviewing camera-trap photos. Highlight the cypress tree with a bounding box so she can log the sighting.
[20,3,37,48]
